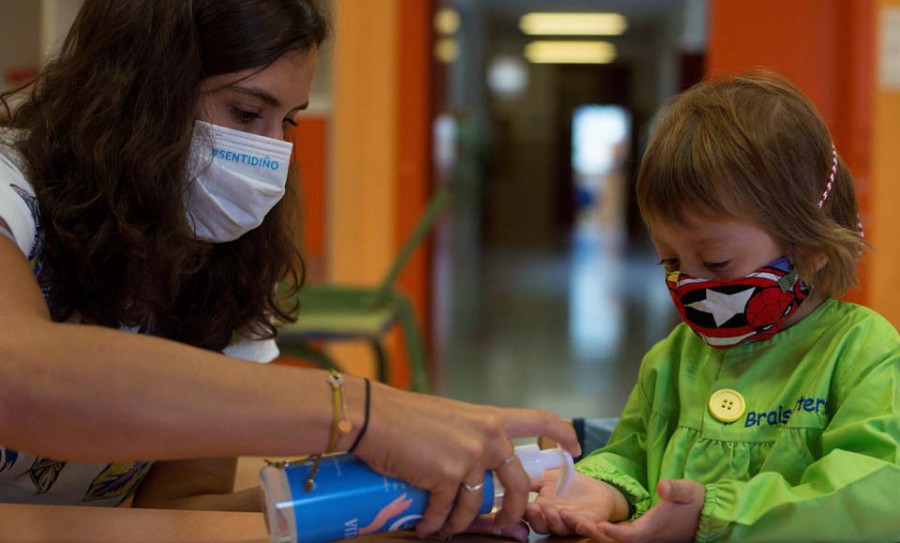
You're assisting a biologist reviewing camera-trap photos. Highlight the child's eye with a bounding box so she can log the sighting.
[282,115,299,127]
[230,107,262,125]
[657,258,679,272]
[704,260,731,271]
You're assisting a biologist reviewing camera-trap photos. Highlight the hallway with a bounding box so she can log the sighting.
[435,227,678,421]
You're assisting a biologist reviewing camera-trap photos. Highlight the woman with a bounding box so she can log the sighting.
[0,0,578,536]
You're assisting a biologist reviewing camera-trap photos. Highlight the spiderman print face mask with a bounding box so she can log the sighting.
[666,257,809,348]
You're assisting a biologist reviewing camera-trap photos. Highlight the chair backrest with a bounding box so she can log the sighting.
[373,184,453,302]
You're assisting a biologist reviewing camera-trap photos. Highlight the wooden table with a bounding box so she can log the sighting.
[0,505,575,543]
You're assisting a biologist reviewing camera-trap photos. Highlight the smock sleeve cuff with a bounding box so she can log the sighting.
[696,482,729,543]
[576,458,652,521]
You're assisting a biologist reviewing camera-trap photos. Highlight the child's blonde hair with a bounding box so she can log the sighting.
[637,70,863,297]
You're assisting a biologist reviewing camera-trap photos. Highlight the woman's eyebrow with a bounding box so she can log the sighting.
[230,85,281,107]
[229,85,309,113]
[286,103,310,116]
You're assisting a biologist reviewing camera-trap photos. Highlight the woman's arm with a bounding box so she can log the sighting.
[0,234,349,462]
[0,230,580,534]
[132,458,261,511]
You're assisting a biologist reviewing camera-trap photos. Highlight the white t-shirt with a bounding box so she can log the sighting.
[0,142,279,506]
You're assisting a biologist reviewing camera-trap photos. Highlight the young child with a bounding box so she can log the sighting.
[525,72,900,542]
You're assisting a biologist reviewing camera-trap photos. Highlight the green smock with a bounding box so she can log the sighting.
[576,299,900,542]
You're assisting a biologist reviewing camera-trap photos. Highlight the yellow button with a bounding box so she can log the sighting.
[708,389,745,423]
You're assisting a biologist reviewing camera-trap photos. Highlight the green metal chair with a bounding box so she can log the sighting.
[276,185,452,393]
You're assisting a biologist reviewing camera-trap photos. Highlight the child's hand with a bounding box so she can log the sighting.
[559,478,704,543]
[525,471,629,536]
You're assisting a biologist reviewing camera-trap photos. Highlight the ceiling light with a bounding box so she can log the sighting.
[488,55,529,98]
[520,13,627,36]
[524,41,616,64]
[434,8,461,35]
[434,39,459,63]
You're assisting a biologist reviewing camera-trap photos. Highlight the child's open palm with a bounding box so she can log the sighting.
[525,471,628,536]
[559,478,704,543]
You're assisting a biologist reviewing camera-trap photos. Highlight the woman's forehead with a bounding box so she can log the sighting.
[198,49,317,109]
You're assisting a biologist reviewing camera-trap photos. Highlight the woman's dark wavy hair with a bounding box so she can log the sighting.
[0,0,329,351]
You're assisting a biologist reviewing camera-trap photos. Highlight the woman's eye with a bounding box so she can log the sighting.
[230,107,262,125]
[282,115,298,127]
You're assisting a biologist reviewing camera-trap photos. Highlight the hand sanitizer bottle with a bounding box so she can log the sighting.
[260,444,574,543]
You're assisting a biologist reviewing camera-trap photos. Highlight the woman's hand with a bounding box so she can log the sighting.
[559,478,704,543]
[353,382,580,538]
[525,471,628,536]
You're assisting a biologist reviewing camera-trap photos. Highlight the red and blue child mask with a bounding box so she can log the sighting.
[666,257,809,348]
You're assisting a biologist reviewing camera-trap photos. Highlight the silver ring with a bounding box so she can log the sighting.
[461,481,485,492]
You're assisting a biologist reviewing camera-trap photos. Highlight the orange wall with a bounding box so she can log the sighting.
[326,0,434,386]
[709,1,841,125]
[287,117,328,282]
[331,1,397,288]
[870,0,900,326]
[328,0,399,381]
[708,0,874,305]
[395,0,434,355]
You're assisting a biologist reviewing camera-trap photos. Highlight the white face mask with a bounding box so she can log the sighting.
[185,120,294,242]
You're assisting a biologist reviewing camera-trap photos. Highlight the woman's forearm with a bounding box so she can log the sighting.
[0,319,366,462]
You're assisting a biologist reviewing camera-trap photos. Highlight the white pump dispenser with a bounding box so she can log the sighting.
[491,445,574,508]
[515,444,575,495]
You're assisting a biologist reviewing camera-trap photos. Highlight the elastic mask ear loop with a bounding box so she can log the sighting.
[818,144,865,241]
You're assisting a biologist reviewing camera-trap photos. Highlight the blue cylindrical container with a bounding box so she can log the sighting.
[260,445,573,543]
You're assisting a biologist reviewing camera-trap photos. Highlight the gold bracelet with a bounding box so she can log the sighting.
[304,369,353,492]
[329,369,354,442]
